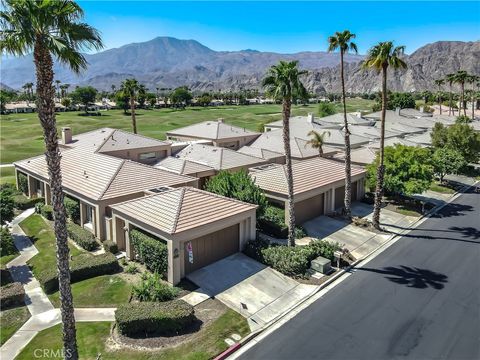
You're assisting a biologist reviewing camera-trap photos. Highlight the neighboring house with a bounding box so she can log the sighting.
[154,157,216,189]
[237,145,285,164]
[263,113,341,132]
[404,131,433,147]
[317,113,374,127]
[364,108,432,121]
[333,147,377,166]
[398,107,433,118]
[349,125,400,141]
[369,136,422,149]
[373,120,425,136]
[4,101,36,113]
[111,187,257,284]
[251,157,366,224]
[165,119,260,150]
[173,143,267,172]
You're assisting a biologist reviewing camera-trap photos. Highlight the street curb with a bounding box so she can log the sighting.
[229,180,479,358]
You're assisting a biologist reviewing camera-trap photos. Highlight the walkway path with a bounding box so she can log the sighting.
[1,209,116,360]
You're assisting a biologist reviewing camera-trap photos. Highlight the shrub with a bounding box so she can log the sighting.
[34,202,43,214]
[0,227,16,257]
[13,194,44,210]
[0,189,15,225]
[295,226,307,239]
[39,253,120,293]
[103,240,118,254]
[67,222,98,251]
[0,282,25,309]
[125,263,138,274]
[258,205,288,238]
[40,204,54,220]
[130,229,168,275]
[64,196,80,224]
[115,300,195,336]
[132,272,179,302]
[243,237,270,263]
[17,173,28,194]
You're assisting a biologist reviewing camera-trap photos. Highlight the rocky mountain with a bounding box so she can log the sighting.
[1,37,478,93]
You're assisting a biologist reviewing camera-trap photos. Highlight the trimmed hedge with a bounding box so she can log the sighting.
[244,238,341,277]
[258,206,288,238]
[115,300,195,337]
[102,240,118,254]
[0,282,25,309]
[17,173,28,194]
[0,227,16,257]
[13,194,44,210]
[132,273,179,302]
[130,229,168,275]
[64,196,80,224]
[67,222,98,251]
[39,253,120,293]
[40,204,54,220]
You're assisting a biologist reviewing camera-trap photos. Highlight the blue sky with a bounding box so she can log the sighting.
[79,1,480,54]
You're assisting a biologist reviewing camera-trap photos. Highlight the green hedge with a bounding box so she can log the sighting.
[115,300,195,337]
[67,222,98,251]
[102,240,118,254]
[17,173,28,194]
[39,253,120,294]
[0,227,16,257]
[40,204,53,220]
[132,273,179,302]
[13,194,44,210]
[0,282,25,309]
[64,196,80,224]
[244,238,341,277]
[258,206,288,238]
[130,229,168,275]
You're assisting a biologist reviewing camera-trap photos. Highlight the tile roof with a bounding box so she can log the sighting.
[237,145,285,160]
[334,147,377,165]
[97,129,169,153]
[404,131,433,146]
[165,120,260,140]
[265,115,339,129]
[317,113,374,126]
[111,187,256,234]
[153,156,215,176]
[368,137,421,149]
[349,125,399,140]
[174,144,266,171]
[251,157,366,196]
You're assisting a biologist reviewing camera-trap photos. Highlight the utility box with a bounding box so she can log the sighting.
[310,256,332,274]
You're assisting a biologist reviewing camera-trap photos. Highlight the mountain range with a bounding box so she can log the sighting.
[1,37,479,93]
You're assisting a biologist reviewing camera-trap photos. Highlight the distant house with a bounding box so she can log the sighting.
[154,156,216,188]
[237,145,285,164]
[4,101,36,113]
[165,119,260,150]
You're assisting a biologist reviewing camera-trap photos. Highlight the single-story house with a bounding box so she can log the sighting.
[251,157,367,224]
[154,157,216,189]
[264,113,341,132]
[4,101,37,113]
[333,147,377,166]
[364,108,432,121]
[173,143,267,172]
[374,121,425,136]
[404,131,433,147]
[349,125,400,140]
[165,119,260,150]
[316,113,374,127]
[110,187,257,284]
[237,145,285,164]
[369,136,422,149]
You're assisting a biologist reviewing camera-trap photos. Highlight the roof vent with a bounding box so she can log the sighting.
[149,186,173,193]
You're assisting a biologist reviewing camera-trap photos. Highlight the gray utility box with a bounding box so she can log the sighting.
[310,256,332,274]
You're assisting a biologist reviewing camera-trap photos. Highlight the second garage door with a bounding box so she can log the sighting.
[184,224,239,274]
[294,193,324,224]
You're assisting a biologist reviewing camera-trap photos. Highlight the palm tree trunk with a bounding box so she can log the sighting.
[340,50,352,220]
[449,86,452,116]
[282,97,296,246]
[472,84,475,119]
[34,38,78,360]
[438,88,442,115]
[372,65,388,230]
[130,97,137,134]
[461,83,466,116]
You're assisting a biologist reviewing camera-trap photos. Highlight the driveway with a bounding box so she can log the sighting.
[186,253,316,330]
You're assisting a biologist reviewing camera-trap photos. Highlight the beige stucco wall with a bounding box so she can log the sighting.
[100,145,171,164]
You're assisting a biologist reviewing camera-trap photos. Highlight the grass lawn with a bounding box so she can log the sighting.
[48,275,132,308]
[0,253,19,269]
[0,99,373,164]
[429,182,455,194]
[0,305,31,346]
[0,166,16,184]
[16,309,250,360]
[20,214,83,278]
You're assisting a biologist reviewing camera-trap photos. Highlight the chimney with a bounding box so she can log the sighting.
[395,107,401,116]
[307,113,314,123]
[62,127,72,144]
[217,118,224,123]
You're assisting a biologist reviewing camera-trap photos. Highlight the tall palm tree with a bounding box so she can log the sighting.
[362,41,407,230]
[445,73,456,116]
[434,79,445,114]
[0,1,103,358]
[26,82,34,99]
[55,79,61,99]
[467,74,479,119]
[454,70,469,116]
[121,78,140,133]
[327,30,358,219]
[263,60,307,246]
[60,84,70,98]
[306,130,330,157]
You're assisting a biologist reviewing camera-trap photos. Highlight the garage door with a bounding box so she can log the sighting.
[351,181,358,201]
[184,224,239,274]
[335,186,345,210]
[294,193,324,224]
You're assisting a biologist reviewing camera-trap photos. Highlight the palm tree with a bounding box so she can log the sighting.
[60,84,70,98]
[306,130,330,157]
[467,74,479,119]
[55,79,61,99]
[263,60,307,246]
[0,1,103,358]
[445,73,456,116]
[434,79,445,114]
[454,70,469,116]
[328,30,358,220]
[362,41,407,230]
[121,78,140,133]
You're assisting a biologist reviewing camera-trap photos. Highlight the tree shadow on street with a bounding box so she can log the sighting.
[358,265,448,290]
[430,203,474,218]
[449,226,480,240]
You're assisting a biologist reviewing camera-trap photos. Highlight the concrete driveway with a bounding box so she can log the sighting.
[186,253,316,330]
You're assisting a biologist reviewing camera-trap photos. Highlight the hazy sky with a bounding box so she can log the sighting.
[79,1,480,54]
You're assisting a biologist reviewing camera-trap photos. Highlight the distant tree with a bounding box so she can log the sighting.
[367,145,433,196]
[456,115,471,124]
[120,78,140,133]
[444,123,480,164]
[375,92,415,110]
[0,188,15,225]
[146,93,156,108]
[205,170,268,218]
[61,97,71,108]
[432,148,465,183]
[137,84,147,108]
[445,73,457,116]
[467,74,479,119]
[434,79,445,114]
[363,41,407,229]
[115,91,129,114]
[70,86,97,113]
[170,86,192,107]
[306,130,330,157]
[318,102,336,117]
[60,84,70,98]
[454,70,469,116]
[431,122,449,148]
[197,94,212,107]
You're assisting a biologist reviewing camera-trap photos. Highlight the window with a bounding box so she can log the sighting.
[139,152,156,160]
